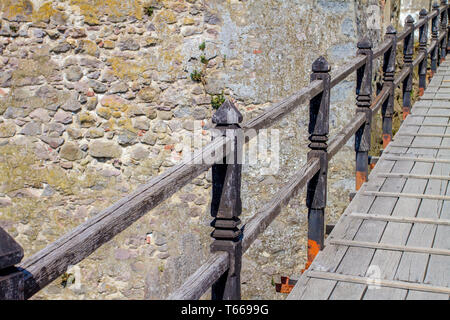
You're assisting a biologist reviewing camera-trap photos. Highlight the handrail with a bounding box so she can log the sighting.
[2,2,449,301]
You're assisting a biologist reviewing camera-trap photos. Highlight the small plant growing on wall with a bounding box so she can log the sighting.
[211,92,225,109]
[144,6,155,17]
[190,70,203,82]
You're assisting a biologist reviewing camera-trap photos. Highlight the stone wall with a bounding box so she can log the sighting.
[0,0,399,299]
[400,0,433,24]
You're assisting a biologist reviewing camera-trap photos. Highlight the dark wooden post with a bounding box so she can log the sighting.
[382,26,397,149]
[441,0,448,62]
[355,38,373,191]
[432,2,440,76]
[305,56,330,270]
[210,99,243,300]
[402,15,415,120]
[447,3,450,52]
[0,227,24,300]
[419,9,429,97]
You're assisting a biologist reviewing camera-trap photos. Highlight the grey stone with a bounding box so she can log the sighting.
[118,38,140,51]
[65,66,83,82]
[114,248,131,260]
[40,136,65,149]
[141,132,157,145]
[51,42,71,54]
[130,145,149,160]
[89,140,122,158]
[88,80,107,93]
[20,121,41,135]
[61,96,82,112]
[117,131,137,146]
[60,142,83,161]
[54,109,73,124]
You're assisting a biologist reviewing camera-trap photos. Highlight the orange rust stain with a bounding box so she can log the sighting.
[382,133,391,149]
[419,87,425,96]
[275,276,295,294]
[301,239,321,273]
[253,49,262,54]
[403,108,410,120]
[164,144,174,151]
[356,171,366,191]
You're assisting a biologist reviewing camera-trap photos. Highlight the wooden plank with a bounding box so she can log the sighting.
[394,114,450,285]
[167,252,229,300]
[18,136,231,299]
[331,109,437,299]
[292,136,416,299]
[306,271,450,295]
[382,155,450,164]
[242,159,320,253]
[327,113,365,160]
[346,212,450,226]
[362,190,450,201]
[406,290,449,300]
[329,239,450,256]
[377,172,450,181]
[330,55,366,88]
[387,144,450,150]
[397,132,450,138]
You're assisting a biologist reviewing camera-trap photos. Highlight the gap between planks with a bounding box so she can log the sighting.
[345,212,450,226]
[305,271,450,295]
[382,156,450,164]
[328,239,450,256]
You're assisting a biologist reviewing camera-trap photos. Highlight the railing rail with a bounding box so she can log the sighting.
[1,2,449,301]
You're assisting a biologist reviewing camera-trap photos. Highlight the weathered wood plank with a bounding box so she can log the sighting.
[167,252,229,300]
[18,136,231,299]
[347,212,450,226]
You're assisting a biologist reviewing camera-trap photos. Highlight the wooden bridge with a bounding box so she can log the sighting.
[1,2,450,300]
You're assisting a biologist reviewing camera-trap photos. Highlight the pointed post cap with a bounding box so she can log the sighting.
[357,37,373,49]
[405,15,415,24]
[312,56,330,73]
[0,227,24,270]
[433,2,440,9]
[386,25,397,34]
[212,99,243,125]
[441,0,447,5]
[419,8,428,17]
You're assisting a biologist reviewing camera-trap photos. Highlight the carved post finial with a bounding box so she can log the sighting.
[382,26,397,148]
[419,9,429,97]
[355,37,373,191]
[210,98,243,300]
[305,56,331,271]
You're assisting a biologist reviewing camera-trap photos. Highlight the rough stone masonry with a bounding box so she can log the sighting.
[0,0,399,299]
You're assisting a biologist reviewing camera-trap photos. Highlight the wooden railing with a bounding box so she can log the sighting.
[1,2,449,300]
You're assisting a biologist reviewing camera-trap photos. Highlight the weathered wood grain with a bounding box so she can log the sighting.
[167,252,229,300]
[18,136,231,299]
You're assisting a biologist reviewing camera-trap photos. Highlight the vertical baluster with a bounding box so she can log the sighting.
[419,10,429,97]
[447,2,450,52]
[432,2,440,77]
[355,38,373,191]
[0,227,24,300]
[305,56,331,271]
[441,0,448,62]
[382,26,397,149]
[402,15,415,120]
[210,99,243,300]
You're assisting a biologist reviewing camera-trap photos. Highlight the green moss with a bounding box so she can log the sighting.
[190,70,203,82]
[211,92,225,110]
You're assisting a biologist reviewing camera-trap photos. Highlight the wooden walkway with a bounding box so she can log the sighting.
[288,62,450,300]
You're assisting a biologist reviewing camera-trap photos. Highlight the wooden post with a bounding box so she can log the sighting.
[0,227,24,300]
[402,15,415,120]
[305,56,330,270]
[210,99,243,300]
[382,26,397,149]
[431,2,440,77]
[441,0,448,63]
[419,10,429,98]
[355,38,373,191]
[447,3,450,52]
